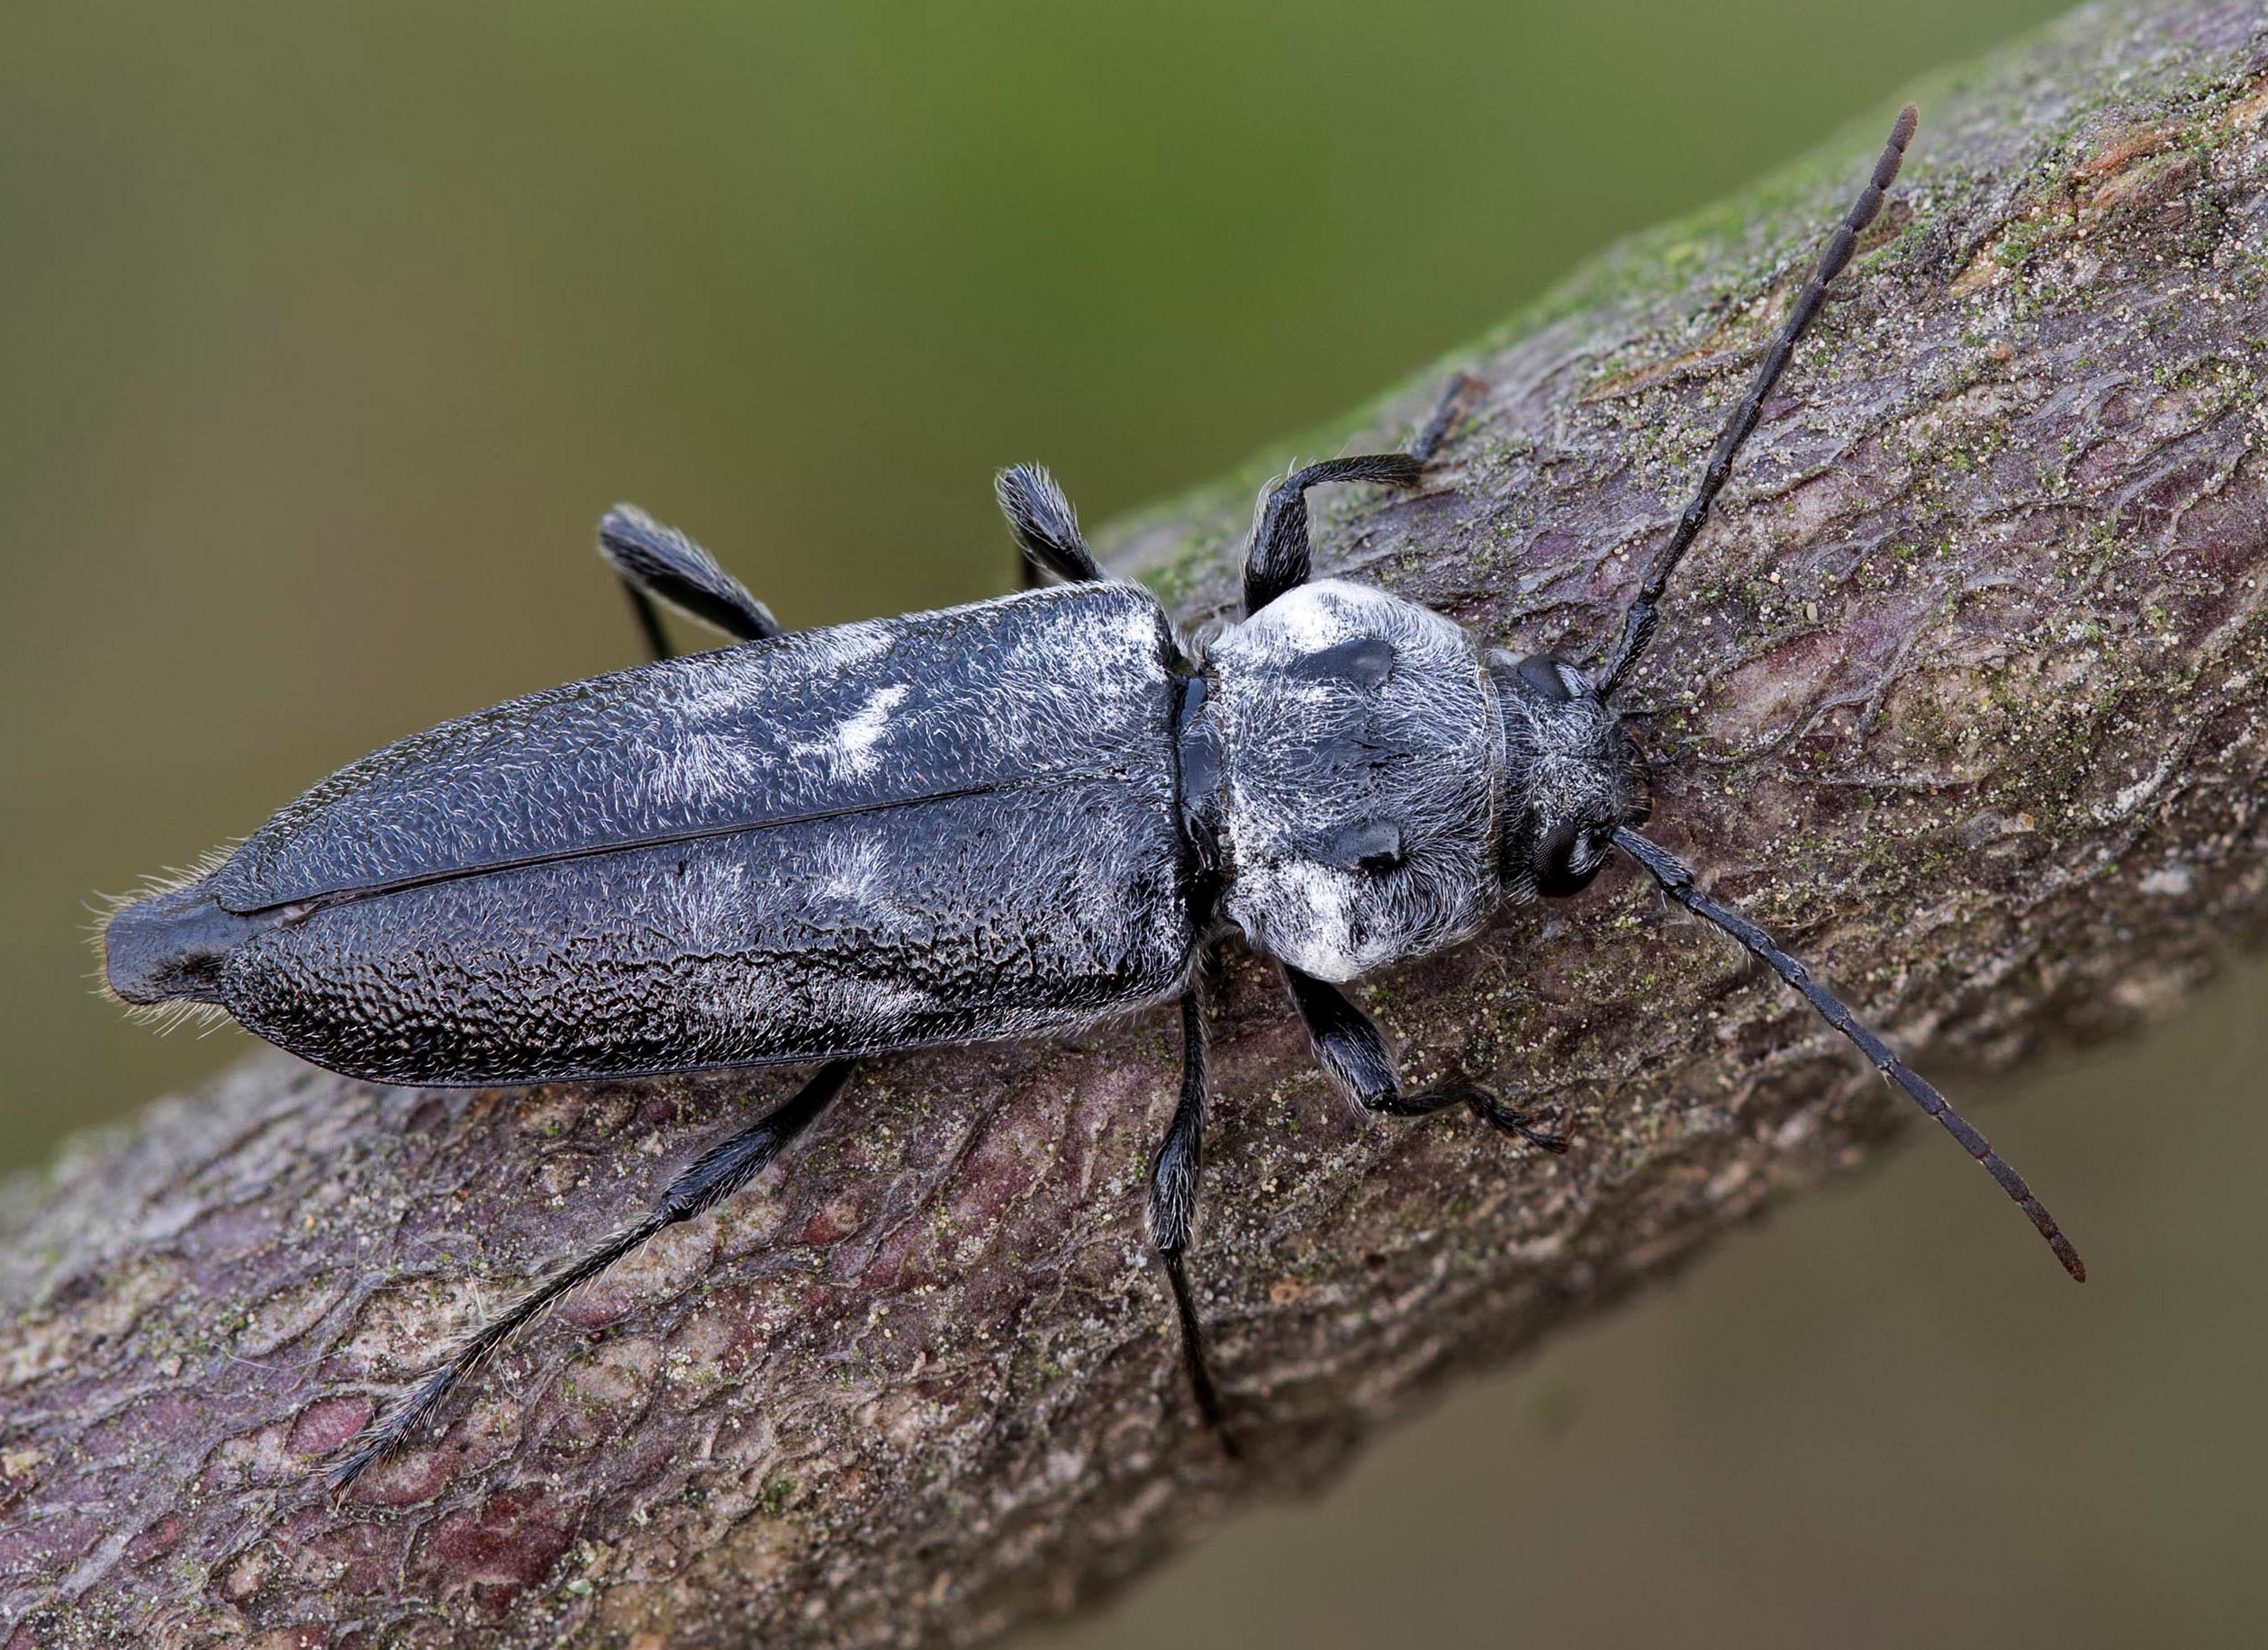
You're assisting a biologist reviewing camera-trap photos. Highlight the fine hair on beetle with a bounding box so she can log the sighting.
[95,103,2083,1498]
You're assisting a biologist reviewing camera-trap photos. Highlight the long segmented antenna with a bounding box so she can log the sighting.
[328,1062,853,1494]
[1599,104,1918,698]
[1613,827,2084,1283]
[328,1219,684,1492]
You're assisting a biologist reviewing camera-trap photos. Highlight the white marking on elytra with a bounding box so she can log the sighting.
[1116,602,1164,661]
[829,684,908,778]
[775,681,916,786]
[664,652,779,726]
[648,729,764,807]
[811,835,898,915]
[646,852,750,951]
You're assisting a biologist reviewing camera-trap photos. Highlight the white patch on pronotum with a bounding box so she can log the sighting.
[646,852,750,951]
[1207,576,1497,977]
[1259,860,1364,980]
[1260,580,1350,652]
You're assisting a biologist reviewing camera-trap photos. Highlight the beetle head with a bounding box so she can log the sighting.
[1486,651,1648,902]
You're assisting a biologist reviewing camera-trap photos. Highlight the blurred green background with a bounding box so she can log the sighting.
[5,2,2261,1645]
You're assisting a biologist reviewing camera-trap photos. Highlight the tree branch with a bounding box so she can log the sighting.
[6,4,2266,1645]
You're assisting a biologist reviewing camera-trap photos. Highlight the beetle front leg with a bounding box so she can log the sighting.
[1146,987,1239,1456]
[1241,373,1484,616]
[598,503,786,661]
[1366,1079,1570,1154]
[1282,965,1568,1153]
[327,1059,856,1496]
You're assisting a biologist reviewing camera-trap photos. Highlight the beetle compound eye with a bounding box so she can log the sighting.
[1514,655,1574,703]
[1324,818,1406,875]
[1535,817,1577,876]
[1532,817,1602,897]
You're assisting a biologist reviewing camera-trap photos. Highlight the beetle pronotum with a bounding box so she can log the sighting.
[98,104,2081,1494]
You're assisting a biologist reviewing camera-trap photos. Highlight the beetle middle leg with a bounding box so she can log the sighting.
[598,503,786,661]
[328,1059,855,1495]
[1241,371,1484,616]
[1283,965,1568,1153]
[1146,984,1240,1456]
[997,464,1105,589]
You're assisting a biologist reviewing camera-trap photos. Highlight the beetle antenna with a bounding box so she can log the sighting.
[325,1208,676,1495]
[328,1061,854,1495]
[1612,826,2084,1282]
[1598,104,1916,698]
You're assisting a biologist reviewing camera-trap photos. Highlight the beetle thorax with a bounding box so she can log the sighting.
[1201,580,1502,982]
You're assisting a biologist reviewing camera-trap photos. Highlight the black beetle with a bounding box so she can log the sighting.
[100,104,2081,1493]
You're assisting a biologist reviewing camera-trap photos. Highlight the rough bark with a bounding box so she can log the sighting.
[6,3,2266,1645]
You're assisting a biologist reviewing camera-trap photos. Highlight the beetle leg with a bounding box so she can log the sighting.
[996,464,1105,588]
[1146,987,1239,1456]
[1281,965,1568,1153]
[326,1059,854,1496]
[1241,372,1483,616]
[1369,1079,1570,1155]
[598,503,786,661]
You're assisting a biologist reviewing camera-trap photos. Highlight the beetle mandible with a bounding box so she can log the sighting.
[99,104,2082,1493]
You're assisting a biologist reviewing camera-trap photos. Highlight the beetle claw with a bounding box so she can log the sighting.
[1465,1091,1571,1155]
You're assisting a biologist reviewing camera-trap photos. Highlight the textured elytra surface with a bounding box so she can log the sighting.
[198,582,1196,1084]
[6,4,2268,1646]
[214,583,1175,912]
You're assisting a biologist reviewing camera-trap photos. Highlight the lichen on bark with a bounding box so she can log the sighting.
[5,3,2267,1645]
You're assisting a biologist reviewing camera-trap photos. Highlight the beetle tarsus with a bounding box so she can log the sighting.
[1282,966,1568,1152]
[1409,371,1486,465]
[1459,1089,1571,1155]
[1161,1249,1240,1459]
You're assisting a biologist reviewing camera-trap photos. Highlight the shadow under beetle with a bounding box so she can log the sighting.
[100,105,2083,1494]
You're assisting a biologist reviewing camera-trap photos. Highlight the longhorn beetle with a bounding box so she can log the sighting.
[99,105,2082,1494]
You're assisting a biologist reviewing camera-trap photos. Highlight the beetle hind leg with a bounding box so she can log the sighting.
[1146,987,1239,1456]
[326,1059,855,1496]
[598,503,786,661]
